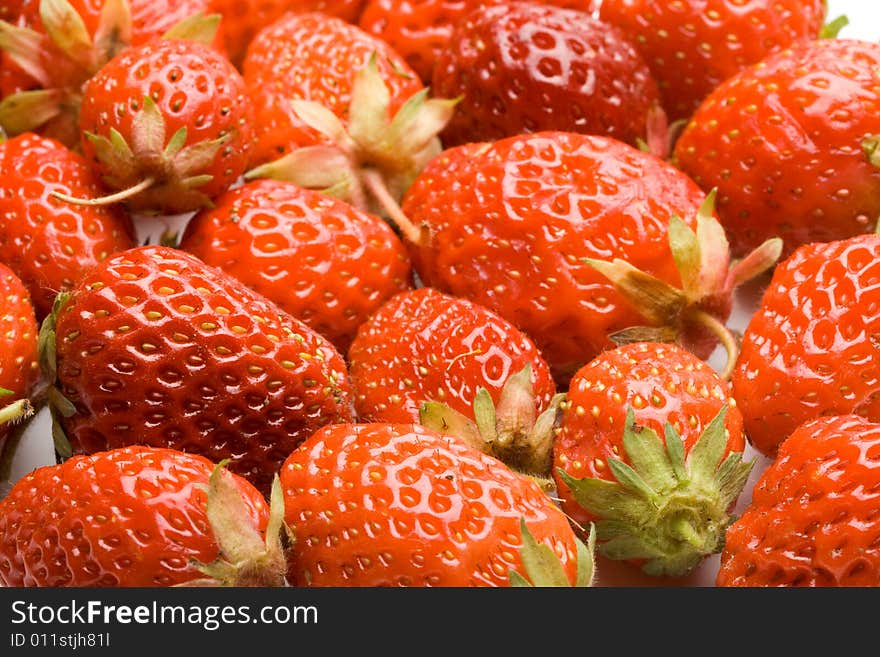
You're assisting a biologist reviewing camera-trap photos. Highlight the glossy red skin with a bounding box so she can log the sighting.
[53,245,353,496]
[348,287,555,422]
[359,0,597,84]
[434,3,659,148]
[674,39,880,259]
[210,0,368,66]
[0,446,269,587]
[79,40,254,212]
[0,264,39,446]
[179,179,413,354]
[402,132,716,383]
[8,0,223,94]
[281,423,579,587]
[242,12,425,168]
[732,234,880,458]
[599,0,825,122]
[553,342,745,527]
[718,415,880,587]
[0,133,136,319]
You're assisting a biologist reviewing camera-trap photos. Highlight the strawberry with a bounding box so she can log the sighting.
[0,132,136,318]
[0,0,224,146]
[56,37,254,214]
[281,422,593,587]
[674,38,880,259]
[210,0,368,67]
[358,0,597,84]
[349,287,560,476]
[400,132,780,383]
[732,232,880,458]
[0,264,39,446]
[598,0,827,122]
[432,2,661,148]
[240,13,456,222]
[718,415,880,587]
[178,179,413,354]
[0,446,288,587]
[553,342,751,577]
[43,245,353,496]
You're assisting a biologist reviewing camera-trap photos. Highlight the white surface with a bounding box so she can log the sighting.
[1,1,877,587]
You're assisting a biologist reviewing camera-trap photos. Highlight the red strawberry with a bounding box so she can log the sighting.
[349,287,559,475]
[732,233,880,458]
[358,0,597,84]
[674,38,880,259]
[64,38,254,214]
[210,0,368,66]
[0,264,39,446]
[281,422,592,587]
[178,179,413,354]
[0,446,287,587]
[400,131,780,382]
[599,0,827,122]
[0,0,224,146]
[240,13,457,222]
[0,132,136,318]
[718,415,880,587]
[433,2,661,148]
[44,245,353,496]
[553,342,750,577]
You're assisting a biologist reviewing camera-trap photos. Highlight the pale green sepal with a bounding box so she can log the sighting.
[94,0,132,65]
[348,52,390,153]
[40,0,95,71]
[0,89,63,135]
[418,401,484,452]
[173,134,228,176]
[290,99,350,146]
[575,525,596,587]
[607,457,656,501]
[164,126,188,160]
[558,469,648,524]
[667,214,699,297]
[664,422,688,482]
[162,12,221,45]
[820,14,849,39]
[685,405,728,486]
[245,146,352,190]
[131,96,166,159]
[472,388,496,444]
[0,21,51,87]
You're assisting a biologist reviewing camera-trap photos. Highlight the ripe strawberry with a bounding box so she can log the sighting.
[732,232,880,457]
[599,0,827,122]
[358,0,597,84]
[433,2,660,148]
[718,415,880,587]
[0,132,136,318]
[0,0,224,146]
[349,287,560,475]
[553,342,750,577]
[66,38,254,214]
[178,179,413,354]
[400,131,780,382]
[281,422,592,587]
[241,13,458,224]
[0,264,39,446]
[0,446,287,587]
[674,38,880,259]
[43,245,353,496]
[210,0,368,66]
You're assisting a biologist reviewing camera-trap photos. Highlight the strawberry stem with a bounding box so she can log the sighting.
[0,398,33,426]
[689,309,739,380]
[360,168,424,244]
[51,176,156,207]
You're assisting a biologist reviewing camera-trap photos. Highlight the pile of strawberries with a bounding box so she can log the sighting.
[0,0,878,588]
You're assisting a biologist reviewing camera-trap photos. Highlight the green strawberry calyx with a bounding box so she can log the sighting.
[637,104,687,161]
[37,291,78,458]
[584,189,783,380]
[863,135,880,168]
[0,0,221,146]
[558,405,753,578]
[50,95,231,213]
[509,518,596,587]
[182,466,292,587]
[244,52,458,243]
[419,364,566,484]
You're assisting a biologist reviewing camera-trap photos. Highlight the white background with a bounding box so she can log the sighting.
[1,1,878,587]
